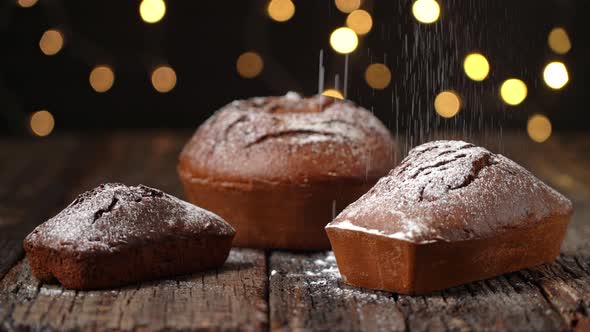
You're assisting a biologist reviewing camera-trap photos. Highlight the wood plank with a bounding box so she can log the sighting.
[0,250,266,331]
[269,251,567,332]
[0,131,269,331]
[397,273,565,332]
[269,133,590,332]
[502,133,590,330]
[269,251,405,332]
[518,256,590,331]
[3,131,589,331]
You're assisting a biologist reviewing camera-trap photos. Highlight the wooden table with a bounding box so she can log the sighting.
[0,131,589,332]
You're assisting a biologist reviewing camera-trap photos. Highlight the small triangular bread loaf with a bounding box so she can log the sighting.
[24,183,235,290]
[326,140,573,294]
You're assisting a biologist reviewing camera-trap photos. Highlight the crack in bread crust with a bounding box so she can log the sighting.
[92,197,118,224]
[178,92,397,184]
[328,140,573,243]
[396,142,497,202]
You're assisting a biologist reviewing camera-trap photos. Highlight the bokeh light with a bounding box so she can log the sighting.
[322,89,344,99]
[543,61,569,90]
[89,66,115,93]
[335,0,361,13]
[39,30,63,56]
[365,63,391,90]
[236,52,264,79]
[527,114,552,143]
[500,78,527,106]
[17,0,38,8]
[346,10,373,35]
[554,174,574,189]
[30,110,55,137]
[139,0,166,23]
[267,0,295,22]
[330,27,358,54]
[412,0,440,24]
[151,66,177,93]
[434,91,461,118]
[548,27,571,55]
[463,53,490,81]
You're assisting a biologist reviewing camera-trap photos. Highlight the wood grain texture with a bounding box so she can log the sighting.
[502,134,590,331]
[269,133,590,332]
[0,132,268,331]
[268,250,573,332]
[1,132,590,332]
[269,251,405,332]
[0,250,267,332]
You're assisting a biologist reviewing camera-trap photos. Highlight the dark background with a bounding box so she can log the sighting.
[0,0,588,137]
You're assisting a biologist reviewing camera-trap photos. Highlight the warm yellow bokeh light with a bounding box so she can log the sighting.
[267,0,295,22]
[89,66,115,93]
[543,62,569,90]
[548,27,571,55]
[335,0,361,13]
[236,52,264,79]
[17,0,38,8]
[554,174,574,189]
[151,66,177,93]
[434,91,461,118]
[527,114,552,143]
[30,110,55,137]
[346,10,373,35]
[463,53,490,81]
[500,78,527,106]
[39,30,63,56]
[322,89,344,99]
[139,0,166,23]
[330,27,358,54]
[365,63,391,90]
[412,0,440,24]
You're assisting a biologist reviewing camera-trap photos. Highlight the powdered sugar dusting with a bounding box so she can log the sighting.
[327,140,573,243]
[25,183,235,253]
[326,220,435,244]
[219,92,385,147]
[179,92,396,183]
[275,252,394,303]
[283,252,341,279]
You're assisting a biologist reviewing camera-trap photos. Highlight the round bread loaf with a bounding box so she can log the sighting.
[178,92,397,250]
